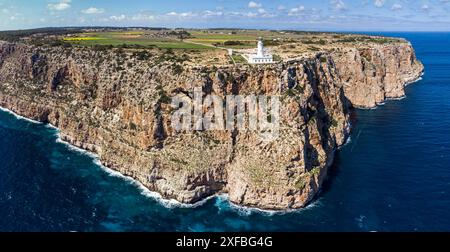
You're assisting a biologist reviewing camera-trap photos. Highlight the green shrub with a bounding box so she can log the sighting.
[129,122,137,130]
[172,64,184,75]
[132,51,152,61]
[317,39,327,45]
[331,118,338,127]
[224,41,243,46]
[157,85,172,104]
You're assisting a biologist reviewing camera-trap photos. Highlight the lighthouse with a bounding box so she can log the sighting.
[257,38,264,57]
[247,37,274,64]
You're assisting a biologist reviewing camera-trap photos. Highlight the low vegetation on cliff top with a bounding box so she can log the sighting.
[0,27,406,66]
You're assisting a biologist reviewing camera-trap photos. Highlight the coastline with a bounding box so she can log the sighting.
[367,73,424,110]
[0,34,425,211]
[0,104,326,215]
[0,106,212,209]
[0,105,305,214]
[0,72,425,213]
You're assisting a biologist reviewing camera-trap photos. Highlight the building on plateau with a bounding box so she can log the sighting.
[247,37,273,64]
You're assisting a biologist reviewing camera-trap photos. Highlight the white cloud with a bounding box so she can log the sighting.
[374,0,385,8]
[47,0,71,11]
[202,10,223,17]
[391,3,402,11]
[197,10,276,19]
[180,12,196,17]
[249,12,259,17]
[391,4,402,11]
[132,13,155,21]
[7,12,22,21]
[82,7,105,14]
[165,12,197,18]
[277,5,286,11]
[288,6,305,16]
[331,0,347,11]
[248,1,262,8]
[258,8,266,14]
[109,14,126,21]
[421,4,430,11]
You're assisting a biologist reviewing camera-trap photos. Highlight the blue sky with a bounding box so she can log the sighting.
[1,0,450,31]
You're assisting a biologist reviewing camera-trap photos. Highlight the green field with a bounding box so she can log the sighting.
[231,54,247,64]
[63,32,213,49]
[187,31,258,48]
[62,30,292,50]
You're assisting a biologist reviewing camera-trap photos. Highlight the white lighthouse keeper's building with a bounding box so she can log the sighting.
[247,37,273,64]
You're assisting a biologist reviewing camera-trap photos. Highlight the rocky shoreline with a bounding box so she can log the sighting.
[0,39,424,210]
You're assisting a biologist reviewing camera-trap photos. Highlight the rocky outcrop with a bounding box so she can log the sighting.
[333,43,424,108]
[0,40,423,210]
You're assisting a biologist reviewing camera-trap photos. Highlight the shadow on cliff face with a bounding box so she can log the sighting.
[311,84,353,198]
[319,152,343,196]
[317,109,357,197]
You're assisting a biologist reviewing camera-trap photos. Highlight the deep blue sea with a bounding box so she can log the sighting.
[0,33,449,232]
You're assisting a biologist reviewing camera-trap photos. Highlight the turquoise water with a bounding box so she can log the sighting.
[0,32,449,231]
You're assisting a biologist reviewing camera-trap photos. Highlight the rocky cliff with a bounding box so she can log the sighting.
[333,43,424,108]
[0,40,423,210]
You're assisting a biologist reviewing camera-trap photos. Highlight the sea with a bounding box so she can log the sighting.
[0,32,449,231]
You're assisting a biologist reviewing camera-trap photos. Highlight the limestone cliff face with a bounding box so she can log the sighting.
[0,40,423,210]
[333,43,424,108]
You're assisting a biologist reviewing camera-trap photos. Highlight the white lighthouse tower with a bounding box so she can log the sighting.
[247,37,273,64]
[257,38,264,57]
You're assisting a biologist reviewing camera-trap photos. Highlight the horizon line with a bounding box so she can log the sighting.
[1,26,450,33]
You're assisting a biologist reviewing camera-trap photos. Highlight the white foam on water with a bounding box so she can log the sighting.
[95,161,219,209]
[1,105,323,215]
[0,106,183,208]
[405,74,424,86]
[45,123,59,130]
[53,130,310,213]
[55,135,214,209]
[55,137,98,159]
[361,74,424,111]
[387,96,406,101]
[339,135,352,149]
[338,121,353,149]
[53,130,322,214]
[0,106,42,125]
[216,194,321,217]
[1,72,426,214]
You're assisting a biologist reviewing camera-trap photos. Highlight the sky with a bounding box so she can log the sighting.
[1,0,450,31]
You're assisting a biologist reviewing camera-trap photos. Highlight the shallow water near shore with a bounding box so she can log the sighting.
[1,32,450,231]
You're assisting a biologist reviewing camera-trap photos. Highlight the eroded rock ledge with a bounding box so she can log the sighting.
[0,40,423,210]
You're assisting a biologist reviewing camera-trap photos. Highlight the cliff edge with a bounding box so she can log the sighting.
[0,39,423,210]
